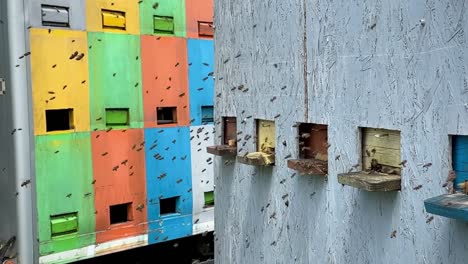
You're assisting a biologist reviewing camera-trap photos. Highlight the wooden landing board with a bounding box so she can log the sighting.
[338,172,401,191]
[206,145,236,157]
[424,193,468,221]
[237,153,275,166]
[287,159,327,175]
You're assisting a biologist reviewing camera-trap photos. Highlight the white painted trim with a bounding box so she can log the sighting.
[38,234,148,264]
[193,220,215,235]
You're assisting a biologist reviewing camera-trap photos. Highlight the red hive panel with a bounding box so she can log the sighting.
[91,129,147,243]
[186,0,214,39]
[141,36,190,128]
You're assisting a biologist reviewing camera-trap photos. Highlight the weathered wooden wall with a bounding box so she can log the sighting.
[214,0,468,263]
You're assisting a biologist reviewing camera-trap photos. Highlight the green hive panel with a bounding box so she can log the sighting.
[35,132,95,255]
[139,0,186,36]
[88,32,143,131]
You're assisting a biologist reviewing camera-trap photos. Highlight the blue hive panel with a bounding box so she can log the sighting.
[452,136,468,189]
[187,39,214,126]
[144,127,193,243]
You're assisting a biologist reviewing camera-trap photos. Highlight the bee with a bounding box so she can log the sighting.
[101,152,108,156]
[413,185,422,190]
[270,97,277,102]
[69,51,78,60]
[75,53,85,61]
[112,165,119,171]
[426,216,434,224]
[136,204,145,212]
[20,180,31,187]
[423,163,432,168]
[365,149,371,157]
[390,230,397,238]
[66,193,72,198]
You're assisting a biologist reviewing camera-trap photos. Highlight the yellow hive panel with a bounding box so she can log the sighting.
[86,0,140,34]
[30,28,91,136]
[257,120,275,153]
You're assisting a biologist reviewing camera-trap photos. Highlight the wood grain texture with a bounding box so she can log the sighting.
[338,172,401,192]
[287,159,327,175]
[206,145,236,157]
[362,128,401,170]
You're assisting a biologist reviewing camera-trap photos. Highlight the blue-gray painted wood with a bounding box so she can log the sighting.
[214,0,468,263]
[28,0,86,31]
[425,194,468,222]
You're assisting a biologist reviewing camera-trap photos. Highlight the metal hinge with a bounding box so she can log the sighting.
[0,78,5,95]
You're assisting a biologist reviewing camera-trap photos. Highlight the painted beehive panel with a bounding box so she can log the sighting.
[362,128,401,173]
[30,29,90,136]
[141,36,190,128]
[91,129,147,243]
[257,120,275,153]
[88,32,143,131]
[190,125,215,234]
[452,136,468,189]
[28,0,87,30]
[186,0,213,38]
[188,39,214,126]
[86,0,140,34]
[35,133,95,255]
[139,0,186,37]
[144,127,193,243]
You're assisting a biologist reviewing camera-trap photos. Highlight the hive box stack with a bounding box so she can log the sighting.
[27,0,214,262]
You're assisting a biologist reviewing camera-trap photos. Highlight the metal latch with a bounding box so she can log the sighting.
[41,5,70,27]
[0,78,5,95]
